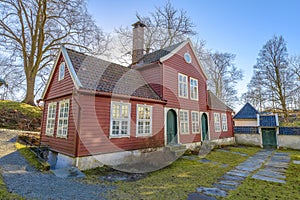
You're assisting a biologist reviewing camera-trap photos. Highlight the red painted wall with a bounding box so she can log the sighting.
[76,94,165,156]
[208,110,234,140]
[44,55,75,100]
[41,96,77,156]
[162,43,208,144]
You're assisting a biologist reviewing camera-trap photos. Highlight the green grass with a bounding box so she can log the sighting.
[225,149,300,200]
[16,142,50,171]
[84,147,261,199]
[0,100,41,119]
[0,173,24,200]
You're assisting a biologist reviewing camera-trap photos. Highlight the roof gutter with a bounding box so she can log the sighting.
[77,88,167,104]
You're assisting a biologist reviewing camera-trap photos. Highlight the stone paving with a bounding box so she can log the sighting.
[187,149,291,200]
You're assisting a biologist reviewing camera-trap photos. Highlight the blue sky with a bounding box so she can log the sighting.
[87,0,300,109]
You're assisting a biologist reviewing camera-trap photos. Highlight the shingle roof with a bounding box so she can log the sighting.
[66,48,162,100]
[207,90,233,112]
[138,42,184,64]
[259,115,277,127]
[233,103,258,119]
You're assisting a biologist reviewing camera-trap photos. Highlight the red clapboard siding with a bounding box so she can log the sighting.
[76,94,165,157]
[162,43,208,144]
[44,54,75,100]
[208,110,234,140]
[136,63,163,97]
[41,96,77,156]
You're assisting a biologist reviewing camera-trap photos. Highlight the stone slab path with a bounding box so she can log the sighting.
[0,130,113,200]
[187,149,291,200]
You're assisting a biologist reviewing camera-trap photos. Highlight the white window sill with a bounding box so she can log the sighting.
[109,135,130,139]
[136,134,152,137]
[56,135,68,139]
[180,132,190,135]
[192,132,200,134]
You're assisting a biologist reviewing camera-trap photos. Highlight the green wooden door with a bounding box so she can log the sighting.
[167,110,177,144]
[201,113,208,141]
[262,128,277,148]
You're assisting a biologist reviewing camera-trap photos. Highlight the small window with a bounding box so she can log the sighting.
[178,73,188,98]
[136,104,152,136]
[221,113,228,131]
[214,113,221,132]
[110,102,131,137]
[57,99,69,138]
[190,78,198,100]
[184,53,192,64]
[46,102,56,136]
[58,62,65,81]
[180,110,189,134]
[191,111,200,133]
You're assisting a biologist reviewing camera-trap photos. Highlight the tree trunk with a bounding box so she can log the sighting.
[22,75,36,106]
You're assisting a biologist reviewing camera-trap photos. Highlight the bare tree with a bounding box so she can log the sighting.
[241,71,268,111]
[114,0,197,65]
[249,35,297,120]
[205,52,243,107]
[0,0,110,105]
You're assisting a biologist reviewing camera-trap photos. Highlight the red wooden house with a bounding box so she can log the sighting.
[40,22,234,170]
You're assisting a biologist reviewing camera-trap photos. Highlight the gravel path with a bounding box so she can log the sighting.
[0,130,113,200]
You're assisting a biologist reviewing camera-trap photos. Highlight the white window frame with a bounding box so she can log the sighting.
[58,62,65,81]
[136,104,152,137]
[110,101,131,138]
[221,113,228,131]
[46,102,56,136]
[178,73,188,98]
[214,113,221,132]
[191,111,200,134]
[57,99,70,138]
[179,110,189,134]
[190,77,198,100]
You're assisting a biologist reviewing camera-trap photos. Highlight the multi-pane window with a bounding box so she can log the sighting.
[190,78,198,100]
[221,113,228,131]
[46,102,56,136]
[214,113,221,132]
[178,73,188,98]
[58,62,65,81]
[110,102,131,137]
[136,105,152,136]
[180,110,189,134]
[191,111,200,133]
[57,100,69,138]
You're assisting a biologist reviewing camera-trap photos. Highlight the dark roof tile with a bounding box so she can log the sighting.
[259,115,277,127]
[66,48,162,100]
[207,90,233,112]
[234,103,258,119]
[138,42,184,64]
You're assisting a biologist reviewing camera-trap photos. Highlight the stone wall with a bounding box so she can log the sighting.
[235,134,261,147]
[278,135,300,150]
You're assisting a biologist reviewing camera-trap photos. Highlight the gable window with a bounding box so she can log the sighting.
[191,111,200,133]
[110,102,131,137]
[46,102,56,136]
[178,73,188,98]
[136,104,152,136]
[58,62,65,81]
[57,99,69,138]
[180,110,189,134]
[190,78,198,100]
[221,113,228,131]
[214,113,221,132]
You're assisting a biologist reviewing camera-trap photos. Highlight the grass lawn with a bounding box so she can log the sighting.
[225,149,300,200]
[84,146,260,200]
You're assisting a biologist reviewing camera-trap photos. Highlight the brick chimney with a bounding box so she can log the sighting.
[132,21,145,65]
